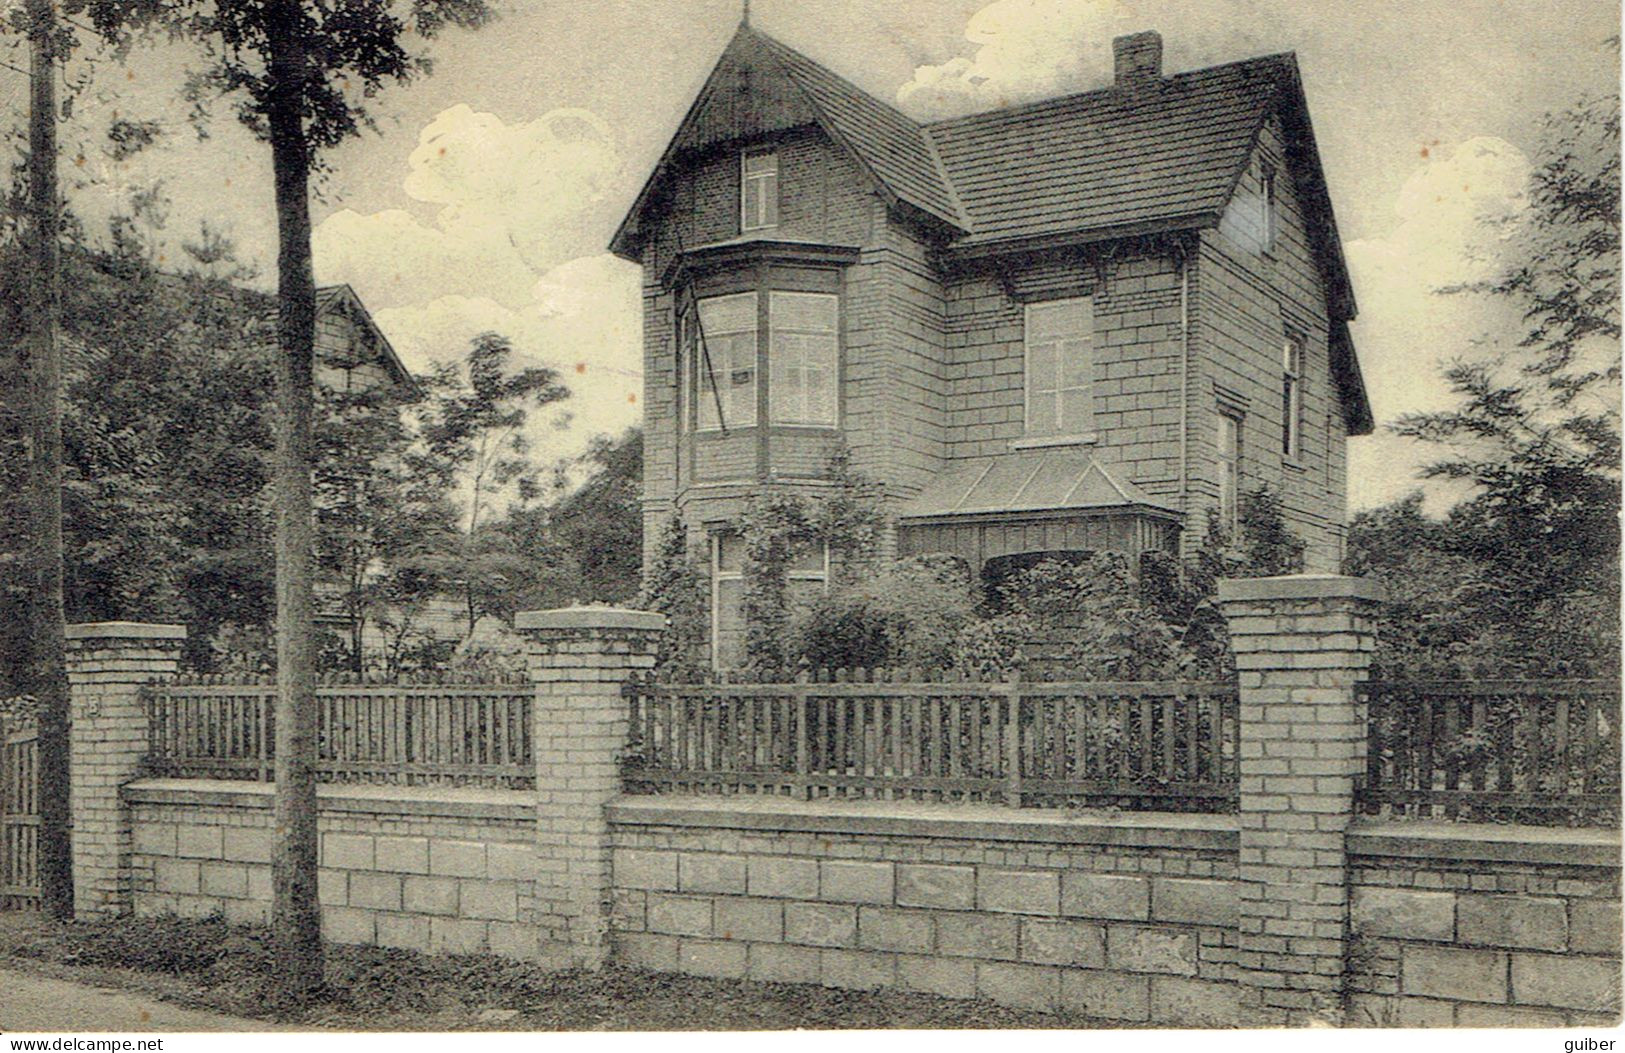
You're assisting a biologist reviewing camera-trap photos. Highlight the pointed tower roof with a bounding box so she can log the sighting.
[609,23,965,261]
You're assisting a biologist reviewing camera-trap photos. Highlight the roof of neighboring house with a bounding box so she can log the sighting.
[897,449,1181,522]
[255,283,421,400]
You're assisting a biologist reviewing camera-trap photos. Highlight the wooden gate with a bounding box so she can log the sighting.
[0,721,39,910]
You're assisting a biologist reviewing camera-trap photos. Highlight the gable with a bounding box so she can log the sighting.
[610,24,964,261]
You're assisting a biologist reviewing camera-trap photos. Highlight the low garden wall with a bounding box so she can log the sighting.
[64,581,1625,1028]
[1345,821,1622,1027]
[123,778,546,960]
[606,796,1241,1024]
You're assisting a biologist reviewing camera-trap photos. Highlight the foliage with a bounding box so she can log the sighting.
[1372,77,1621,678]
[637,513,709,681]
[74,1,494,159]
[788,554,979,671]
[976,553,1182,680]
[736,489,815,679]
[415,332,571,637]
[491,428,644,616]
[811,448,883,585]
[313,379,461,672]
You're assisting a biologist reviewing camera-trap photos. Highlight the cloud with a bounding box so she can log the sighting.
[311,105,641,478]
[313,104,623,311]
[895,0,1140,119]
[374,253,645,465]
[1343,136,1531,511]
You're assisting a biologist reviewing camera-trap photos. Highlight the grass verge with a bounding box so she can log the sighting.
[0,914,1117,1030]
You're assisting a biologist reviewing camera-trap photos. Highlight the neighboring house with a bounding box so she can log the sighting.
[612,22,1373,664]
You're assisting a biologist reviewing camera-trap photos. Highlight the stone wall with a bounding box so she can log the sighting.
[124,779,549,960]
[607,798,1242,1025]
[1346,823,1622,1027]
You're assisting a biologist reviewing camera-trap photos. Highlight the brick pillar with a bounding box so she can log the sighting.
[1216,575,1384,1027]
[516,604,663,966]
[65,621,186,918]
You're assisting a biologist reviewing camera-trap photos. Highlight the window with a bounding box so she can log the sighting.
[1260,168,1278,253]
[770,292,838,426]
[1217,412,1241,536]
[710,531,827,669]
[1281,338,1303,460]
[1024,297,1094,438]
[696,293,758,431]
[741,151,778,232]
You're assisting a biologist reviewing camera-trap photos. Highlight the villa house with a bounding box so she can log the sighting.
[612,22,1372,664]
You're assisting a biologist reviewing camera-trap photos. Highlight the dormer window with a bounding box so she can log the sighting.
[741,150,778,231]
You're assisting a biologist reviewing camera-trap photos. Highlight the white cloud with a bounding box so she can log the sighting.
[311,105,641,483]
[313,104,623,311]
[1344,136,1531,511]
[896,0,1139,119]
[374,252,644,465]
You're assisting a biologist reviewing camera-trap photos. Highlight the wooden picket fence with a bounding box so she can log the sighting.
[1358,680,1621,825]
[622,669,1240,811]
[141,673,535,789]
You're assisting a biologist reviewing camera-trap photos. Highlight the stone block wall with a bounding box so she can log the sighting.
[607,800,1242,1026]
[1345,826,1622,1027]
[124,780,547,960]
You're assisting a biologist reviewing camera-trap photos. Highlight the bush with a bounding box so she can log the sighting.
[788,554,978,671]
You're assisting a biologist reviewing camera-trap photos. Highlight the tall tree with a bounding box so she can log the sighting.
[1390,77,1621,674]
[18,0,73,922]
[416,332,569,638]
[78,0,492,1003]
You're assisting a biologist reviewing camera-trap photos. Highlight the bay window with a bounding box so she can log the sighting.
[687,287,839,432]
[696,292,758,431]
[770,292,838,426]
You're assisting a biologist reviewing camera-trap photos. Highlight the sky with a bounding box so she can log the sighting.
[0,0,1618,511]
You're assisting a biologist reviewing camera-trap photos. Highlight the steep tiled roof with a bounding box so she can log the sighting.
[925,56,1289,247]
[752,30,964,229]
[898,449,1180,521]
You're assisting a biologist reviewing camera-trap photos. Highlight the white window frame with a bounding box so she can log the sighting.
[769,291,839,427]
[694,292,758,432]
[1022,296,1095,443]
[741,150,779,232]
[1282,337,1303,461]
[710,532,828,670]
[1217,411,1241,536]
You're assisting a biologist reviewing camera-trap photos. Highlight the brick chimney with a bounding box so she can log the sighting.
[1113,30,1163,88]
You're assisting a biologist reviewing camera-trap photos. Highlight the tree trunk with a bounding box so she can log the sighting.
[25,0,72,923]
[265,0,323,1004]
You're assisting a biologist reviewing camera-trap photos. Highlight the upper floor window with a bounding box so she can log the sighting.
[1024,297,1094,439]
[696,292,758,431]
[1281,337,1303,460]
[741,151,779,232]
[1260,167,1278,253]
[769,292,838,426]
[1217,412,1241,536]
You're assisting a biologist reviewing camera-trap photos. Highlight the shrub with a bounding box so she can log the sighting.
[788,554,978,671]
